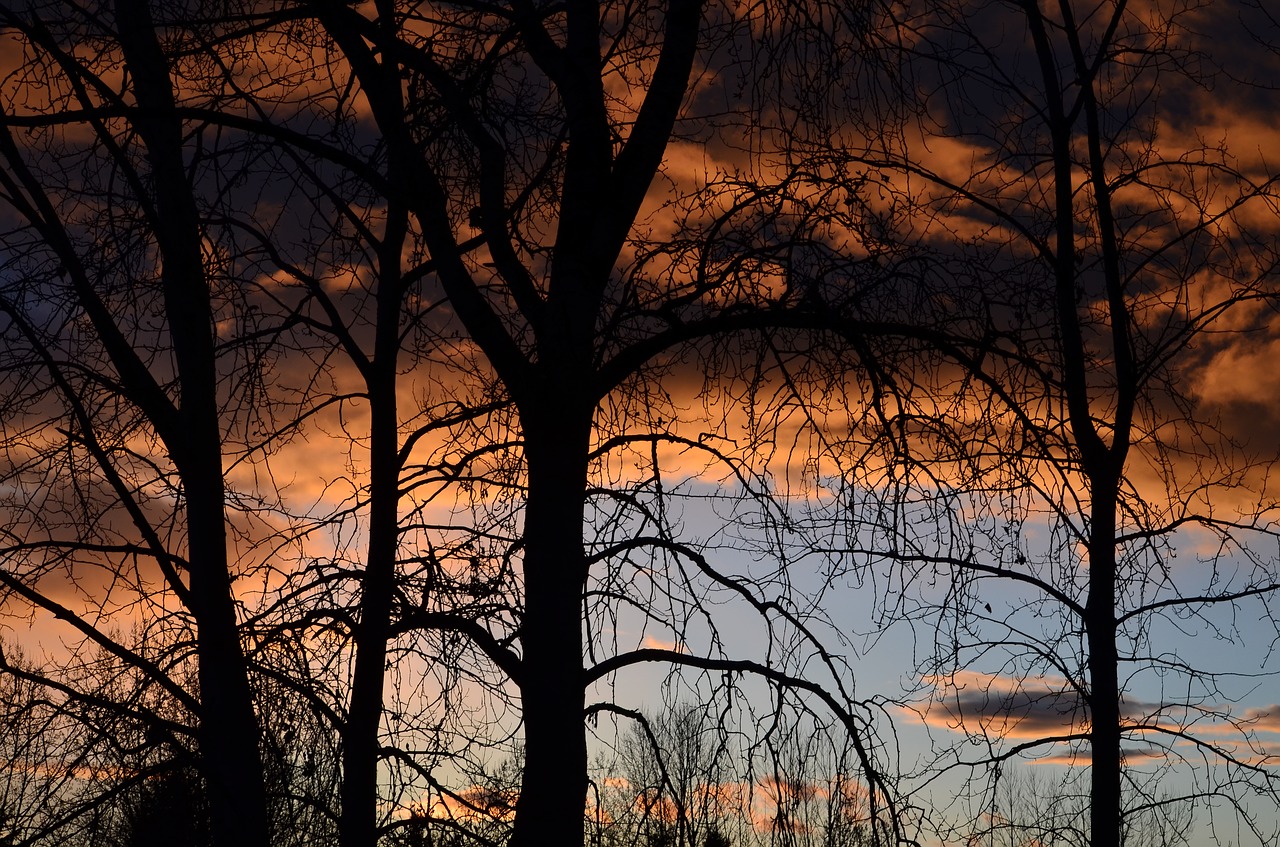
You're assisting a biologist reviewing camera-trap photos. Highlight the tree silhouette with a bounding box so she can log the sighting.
[795,1,1280,844]
[0,3,275,843]
[295,1,906,844]
[117,767,213,847]
[3,2,1277,847]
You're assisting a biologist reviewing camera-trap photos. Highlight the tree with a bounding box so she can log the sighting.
[593,703,875,847]
[0,3,284,844]
[29,2,1278,847]
[798,1,1280,844]
[3,2,912,846]
[115,766,213,847]
[0,644,62,847]
[292,1,909,845]
[0,3,467,844]
[609,705,729,847]
[955,767,1192,847]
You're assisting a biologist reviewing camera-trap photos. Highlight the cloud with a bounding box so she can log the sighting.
[915,671,1188,749]
[405,785,517,824]
[590,773,869,835]
[917,670,1090,741]
[1030,744,1167,767]
[914,673,1280,772]
[1193,338,1280,412]
[1240,705,1280,734]
[746,774,870,834]
[640,633,685,653]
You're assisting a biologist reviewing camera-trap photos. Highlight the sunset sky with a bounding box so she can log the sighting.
[2,1,1280,846]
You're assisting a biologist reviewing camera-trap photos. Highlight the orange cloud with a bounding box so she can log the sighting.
[1241,706,1280,734]
[417,785,517,823]
[640,633,685,652]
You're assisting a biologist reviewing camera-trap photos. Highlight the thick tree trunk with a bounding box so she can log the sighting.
[1086,485,1122,847]
[186,485,272,847]
[508,398,593,847]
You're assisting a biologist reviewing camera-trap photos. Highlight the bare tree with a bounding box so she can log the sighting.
[288,1,914,845]
[0,3,481,844]
[788,1,1280,844]
[26,4,1273,847]
[0,3,288,844]
[607,705,730,847]
[590,703,875,847]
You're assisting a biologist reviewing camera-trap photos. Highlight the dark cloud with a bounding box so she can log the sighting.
[919,671,1155,742]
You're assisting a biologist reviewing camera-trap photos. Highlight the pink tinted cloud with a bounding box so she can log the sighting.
[1240,706,1280,735]
[422,785,516,823]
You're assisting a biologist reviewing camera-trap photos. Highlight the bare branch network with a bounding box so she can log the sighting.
[0,2,1278,847]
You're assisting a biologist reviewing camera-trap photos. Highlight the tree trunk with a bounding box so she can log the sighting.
[1086,484,1122,847]
[340,228,405,847]
[186,482,272,847]
[339,370,398,847]
[113,4,270,844]
[509,395,593,847]
[1028,3,1130,839]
